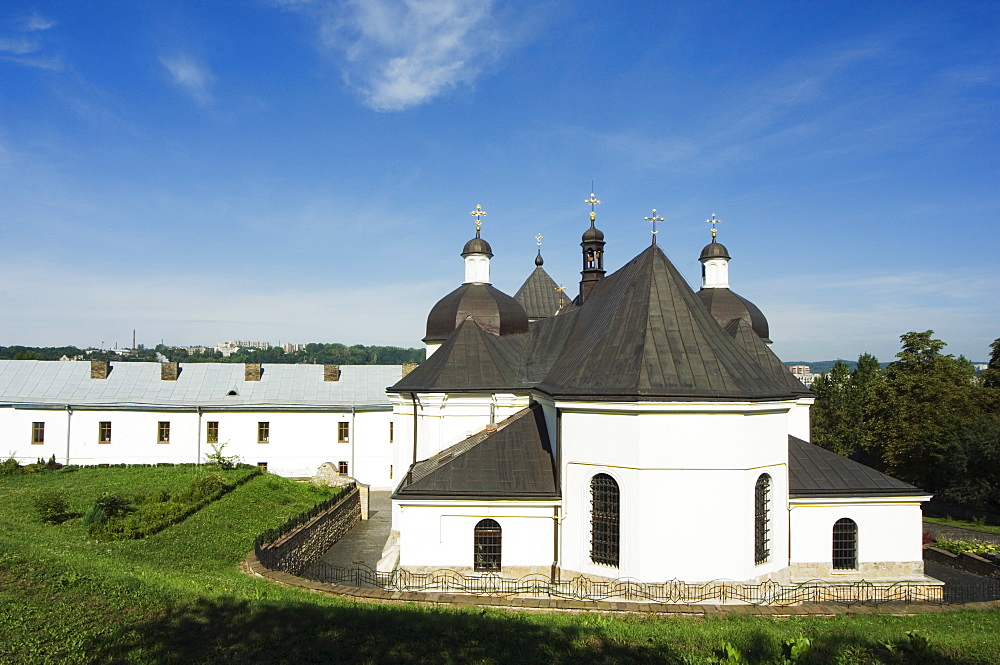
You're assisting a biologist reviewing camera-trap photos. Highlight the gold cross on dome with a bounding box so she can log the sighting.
[469,204,488,234]
[645,209,664,245]
[535,233,543,247]
[706,213,723,238]
[555,283,566,307]
[584,193,601,223]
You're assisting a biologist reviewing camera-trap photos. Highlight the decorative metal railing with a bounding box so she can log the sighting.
[301,560,957,606]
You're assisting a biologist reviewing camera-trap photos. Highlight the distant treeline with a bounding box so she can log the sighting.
[0,344,424,366]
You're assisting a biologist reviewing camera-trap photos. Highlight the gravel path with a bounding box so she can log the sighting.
[923,521,1000,545]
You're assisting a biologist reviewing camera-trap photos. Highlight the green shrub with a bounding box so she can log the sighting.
[175,472,229,504]
[83,493,135,528]
[33,491,69,523]
[933,538,1000,556]
[0,456,20,476]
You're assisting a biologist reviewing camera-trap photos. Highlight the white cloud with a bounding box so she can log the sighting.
[24,13,56,31]
[301,0,508,111]
[0,37,38,55]
[159,54,215,105]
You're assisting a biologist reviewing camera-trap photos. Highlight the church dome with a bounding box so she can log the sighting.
[424,283,529,343]
[699,240,731,261]
[696,288,771,344]
[462,236,493,257]
[582,225,605,242]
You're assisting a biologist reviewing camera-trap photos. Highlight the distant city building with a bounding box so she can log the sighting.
[788,365,820,387]
[215,340,271,357]
[282,343,307,353]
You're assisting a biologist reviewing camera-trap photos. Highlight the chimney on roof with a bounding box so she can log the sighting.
[245,363,262,381]
[90,360,110,379]
[323,364,341,381]
[402,363,419,376]
[161,362,179,381]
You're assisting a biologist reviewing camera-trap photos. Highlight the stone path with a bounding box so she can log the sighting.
[310,490,392,570]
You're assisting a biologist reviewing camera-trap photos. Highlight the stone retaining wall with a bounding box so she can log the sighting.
[256,485,361,576]
[925,546,1000,580]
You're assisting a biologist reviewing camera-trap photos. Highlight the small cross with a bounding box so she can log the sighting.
[535,233,543,247]
[555,284,566,308]
[645,209,664,245]
[706,213,722,239]
[469,204,487,235]
[584,193,601,223]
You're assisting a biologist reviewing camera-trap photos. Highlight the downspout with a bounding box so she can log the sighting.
[65,405,73,465]
[196,406,202,465]
[552,407,562,583]
[350,405,356,478]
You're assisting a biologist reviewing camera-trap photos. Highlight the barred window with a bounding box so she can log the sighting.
[755,474,771,565]
[157,421,170,444]
[591,473,620,567]
[258,422,269,444]
[31,422,45,445]
[206,421,219,443]
[833,518,858,570]
[99,421,112,444]
[474,519,502,572]
[338,421,350,443]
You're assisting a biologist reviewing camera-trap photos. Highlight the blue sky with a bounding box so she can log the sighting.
[0,1,997,363]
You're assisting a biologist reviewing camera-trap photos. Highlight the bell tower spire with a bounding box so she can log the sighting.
[579,192,606,303]
[462,204,493,284]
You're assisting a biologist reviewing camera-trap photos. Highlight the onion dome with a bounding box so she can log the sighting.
[534,251,544,267]
[424,283,529,343]
[699,239,730,261]
[582,224,605,242]
[462,236,493,257]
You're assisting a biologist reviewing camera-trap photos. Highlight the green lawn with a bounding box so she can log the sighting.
[924,516,1000,536]
[3,468,1000,664]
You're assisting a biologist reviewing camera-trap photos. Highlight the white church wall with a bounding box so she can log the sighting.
[789,398,813,442]
[556,403,794,582]
[3,406,395,487]
[788,498,928,580]
[394,499,558,575]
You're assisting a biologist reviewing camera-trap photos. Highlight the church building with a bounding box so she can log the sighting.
[381,197,935,590]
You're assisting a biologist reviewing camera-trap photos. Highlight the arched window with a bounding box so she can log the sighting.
[755,474,771,565]
[833,518,858,569]
[473,519,501,572]
[591,473,620,567]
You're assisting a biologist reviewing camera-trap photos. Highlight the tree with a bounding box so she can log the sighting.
[983,337,1000,389]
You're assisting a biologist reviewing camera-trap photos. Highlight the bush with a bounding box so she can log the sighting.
[175,472,229,504]
[83,493,135,528]
[44,454,63,471]
[0,456,21,476]
[33,491,69,523]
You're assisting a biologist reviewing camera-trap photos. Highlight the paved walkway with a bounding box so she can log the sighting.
[310,490,392,570]
[923,521,1000,545]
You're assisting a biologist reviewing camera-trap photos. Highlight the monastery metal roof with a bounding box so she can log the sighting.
[0,360,398,410]
[393,404,558,499]
[696,287,771,343]
[788,436,928,498]
[424,283,529,343]
[514,265,563,320]
[724,319,812,397]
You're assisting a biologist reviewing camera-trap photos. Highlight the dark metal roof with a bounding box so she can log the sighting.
[535,245,801,401]
[514,266,562,320]
[699,240,731,261]
[788,436,928,498]
[462,236,493,257]
[396,318,527,392]
[696,287,771,343]
[582,223,605,241]
[724,319,813,397]
[424,283,529,342]
[393,404,558,499]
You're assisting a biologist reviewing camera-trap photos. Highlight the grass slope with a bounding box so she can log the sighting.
[3,469,1000,664]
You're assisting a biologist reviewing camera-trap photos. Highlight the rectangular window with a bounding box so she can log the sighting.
[31,422,45,445]
[258,422,269,444]
[389,421,394,443]
[338,460,349,475]
[257,462,268,471]
[157,421,170,444]
[99,421,112,444]
[338,421,349,443]
[206,421,219,444]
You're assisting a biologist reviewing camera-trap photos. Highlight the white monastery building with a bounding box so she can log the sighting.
[0,195,936,592]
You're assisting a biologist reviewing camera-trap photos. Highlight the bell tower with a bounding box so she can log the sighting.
[579,192,606,303]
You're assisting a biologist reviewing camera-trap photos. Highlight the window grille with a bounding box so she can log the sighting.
[157,421,170,444]
[31,422,45,445]
[258,422,269,444]
[755,474,771,565]
[338,461,349,475]
[591,473,620,567]
[474,519,502,572]
[206,422,219,444]
[338,421,350,443]
[99,422,112,444]
[833,518,858,569]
